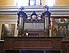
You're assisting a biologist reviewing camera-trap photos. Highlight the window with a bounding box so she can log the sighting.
[36,0,41,6]
[15,0,55,6]
[30,0,41,6]
[30,0,35,6]
[15,0,42,6]
[15,0,29,6]
[46,0,55,6]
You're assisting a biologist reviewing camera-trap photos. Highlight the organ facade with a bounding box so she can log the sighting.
[0,6,69,38]
[17,6,51,37]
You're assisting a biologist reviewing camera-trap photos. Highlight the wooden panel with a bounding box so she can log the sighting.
[14,40,52,49]
[53,40,62,49]
[62,38,69,53]
[4,37,62,50]
[0,41,4,53]
[67,48,69,53]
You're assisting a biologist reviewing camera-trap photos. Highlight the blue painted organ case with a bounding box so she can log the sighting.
[17,6,51,37]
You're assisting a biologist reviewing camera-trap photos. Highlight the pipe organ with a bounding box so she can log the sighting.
[0,6,69,53]
[17,6,51,37]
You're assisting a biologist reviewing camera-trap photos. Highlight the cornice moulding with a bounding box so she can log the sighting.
[0,6,69,16]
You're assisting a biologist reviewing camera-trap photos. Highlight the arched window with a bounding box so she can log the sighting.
[15,0,29,6]
[46,0,55,6]
[30,0,35,6]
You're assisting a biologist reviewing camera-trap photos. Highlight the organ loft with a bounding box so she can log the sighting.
[17,6,69,38]
[17,6,51,37]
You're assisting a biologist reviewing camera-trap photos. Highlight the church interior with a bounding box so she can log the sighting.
[0,0,69,53]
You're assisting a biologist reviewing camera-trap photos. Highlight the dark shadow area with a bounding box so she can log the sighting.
[21,50,43,53]
[5,50,19,53]
[46,50,60,53]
